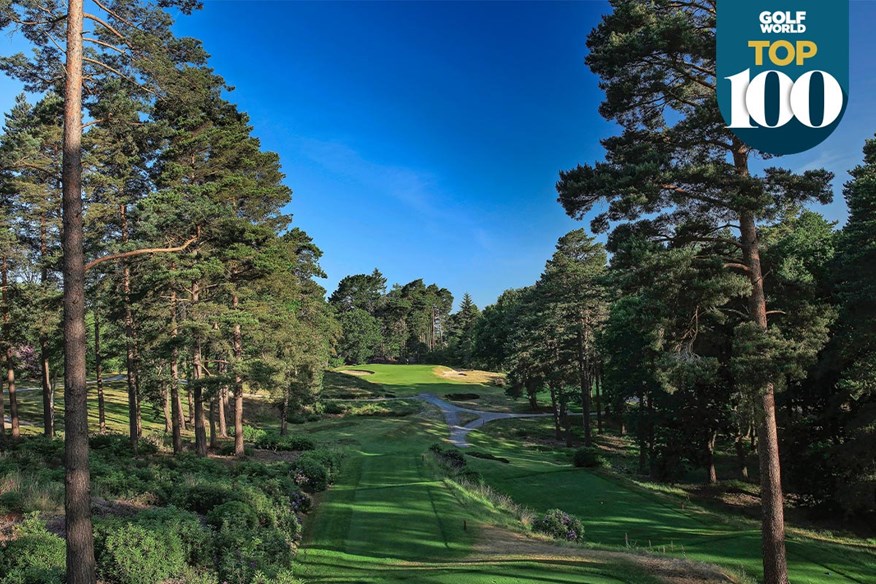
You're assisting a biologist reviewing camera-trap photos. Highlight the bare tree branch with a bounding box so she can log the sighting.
[85,236,198,272]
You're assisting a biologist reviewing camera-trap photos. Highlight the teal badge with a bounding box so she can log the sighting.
[717,2,849,155]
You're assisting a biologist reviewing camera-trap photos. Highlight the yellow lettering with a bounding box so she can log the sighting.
[748,40,771,66]
[797,41,818,65]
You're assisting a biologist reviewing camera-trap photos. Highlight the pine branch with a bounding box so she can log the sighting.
[83,12,125,40]
[84,236,198,272]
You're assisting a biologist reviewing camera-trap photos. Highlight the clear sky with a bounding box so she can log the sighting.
[1,1,874,309]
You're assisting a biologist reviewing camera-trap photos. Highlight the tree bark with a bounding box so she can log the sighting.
[232,293,245,456]
[120,205,139,452]
[706,431,718,485]
[62,1,97,579]
[162,383,172,433]
[94,309,105,434]
[38,216,54,437]
[191,282,207,457]
[735,433,749,480]
[170,290,183,454]
[526,379,538,411]
[595,366,603,434]
[578,328,593,447]
[208,396,217,448]
[549,386,561,440]
[637,386,647,474]
[218,386,228,438]
[280,385,289,436]
[2,256,20,441]
[740,209,789,584]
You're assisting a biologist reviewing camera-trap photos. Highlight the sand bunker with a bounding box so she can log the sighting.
[339,369,375,376]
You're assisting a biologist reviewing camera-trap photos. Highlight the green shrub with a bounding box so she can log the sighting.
[215,524,294,584]
[290,490,312,514]
[0,515,65,584]
[135,506,211,566]
[0,489,24,514]
[208,500,259,530]
[291,457,329,493]
[299,448,343,480]
[253,431,315,452]
[97,522,185,584]
[323,401,346,415]
[172,482,238,514]
[572,447,606,468]
[532,508,585,543]
[240,425,267,444]
[280,434,316,451]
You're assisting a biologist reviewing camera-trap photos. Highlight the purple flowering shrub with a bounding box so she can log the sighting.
[532,508,585,543]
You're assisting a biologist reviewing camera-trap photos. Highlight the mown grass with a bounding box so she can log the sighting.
[295,408,665,583]
[465,416,876,584]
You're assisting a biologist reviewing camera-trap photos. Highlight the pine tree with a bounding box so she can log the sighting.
[557,3,833,580]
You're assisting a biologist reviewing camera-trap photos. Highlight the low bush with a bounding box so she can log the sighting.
[215,523,295,584]
[532,508,585,543]
[97,522,186,584]
[573,447,606,468]
[323,401,347,415]
[208,500,260,530]
[171,482,239,514]
[135,506,211,566]
[0,515,65,584]
[291,457,329,493]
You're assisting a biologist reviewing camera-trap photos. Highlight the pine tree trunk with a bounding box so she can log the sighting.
[39,216,55,437]
[280,386,289,436]
[549,386,561,440]
[735,433,749,480]
[40,339,54,436]
[595,367,603,434]
[163,384,172,434]
[527,383,538,411]
[707,431,718,485]
[170,352,183,454]
[739,209,789,584]
[637,387,647,474]
[5,351,18,441]
[61,1,97,579]
[187,388,194,425]
[191,282,207,457]
[209,396,217,449]
[218,386,227,438]
[2,256,20,440]
[232,293,245,457]
[120,206,140,451]
[170,290,183,454]
[647,391,656,479]
[578,329,593,447]
[94,310,105,434]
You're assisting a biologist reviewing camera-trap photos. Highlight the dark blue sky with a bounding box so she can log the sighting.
[2,1,874,308]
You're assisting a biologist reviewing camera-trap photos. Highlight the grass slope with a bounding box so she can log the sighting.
[466,418,876,584]
[296,388,662,583]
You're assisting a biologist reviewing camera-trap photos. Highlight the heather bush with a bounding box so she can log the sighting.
[532,508,585,542]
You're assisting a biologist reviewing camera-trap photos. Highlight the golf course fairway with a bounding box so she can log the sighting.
[295,365,876,584]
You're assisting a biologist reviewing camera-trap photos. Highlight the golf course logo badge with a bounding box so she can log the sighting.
[717,1,849,155]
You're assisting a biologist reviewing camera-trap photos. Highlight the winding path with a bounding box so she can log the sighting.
[417,393,553,448]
